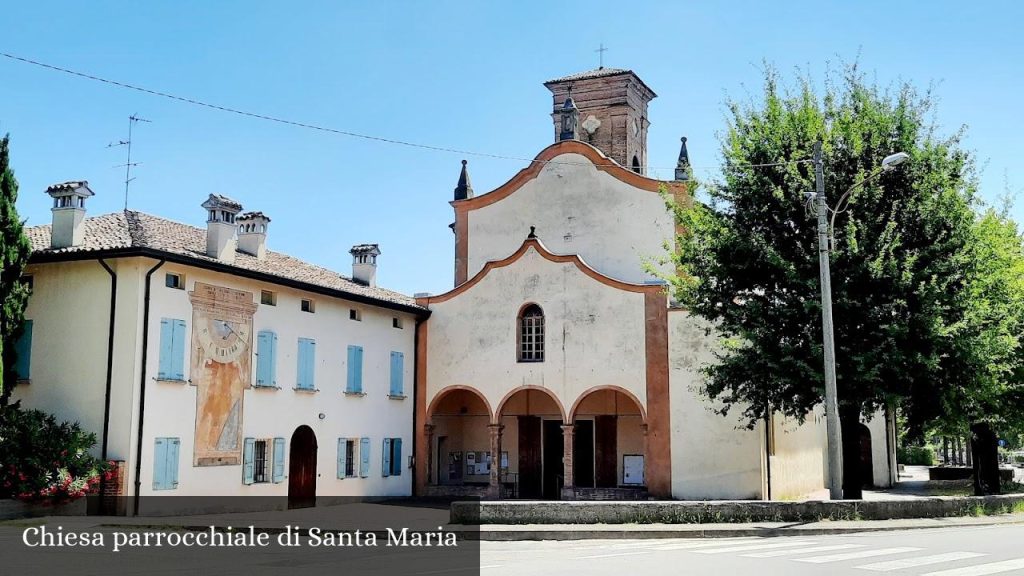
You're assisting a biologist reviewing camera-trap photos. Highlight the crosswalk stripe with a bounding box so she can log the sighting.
[920,558,1024,576]
[649,539,764,551]
[694,540,818,554]
[796,547,922,563]
[743,544,866,558]
[857,552,987,572]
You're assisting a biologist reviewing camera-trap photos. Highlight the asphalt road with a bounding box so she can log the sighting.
[480,525,1024,576]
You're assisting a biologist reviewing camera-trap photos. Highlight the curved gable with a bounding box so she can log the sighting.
[453,140,686,213]
[418,237,662,306]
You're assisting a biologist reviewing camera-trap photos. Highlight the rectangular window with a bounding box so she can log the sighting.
[389,351,404,397]
[297,338,316,390]
[346,345,363,394]
[349,309,361,321]
[382,438,402,477]
[336,438,361,479]
[158,318,187,381]
[153,437,180,490]
[392,317,403,329]
[255,330,278,387]
[345,439,356,477]
[261,290,277,306]
[242,437,282,484]
[301,299,315,313]
[164,273,184,290]
[253,439,269,483]
[14,320,32,381]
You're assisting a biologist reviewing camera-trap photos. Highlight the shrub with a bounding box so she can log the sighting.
[898,445,936,466]
[0,405,109,503]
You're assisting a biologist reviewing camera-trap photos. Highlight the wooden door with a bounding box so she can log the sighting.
[542,419,563,500]
[573,420,595,488]
[595,415,618,488]
[288,425,318,509]
[518,416,542,498]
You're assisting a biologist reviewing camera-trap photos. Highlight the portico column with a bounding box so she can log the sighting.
[487,424,504,499]
[561,423,575,500]
[641,423,650,491]
[424,424,436,485]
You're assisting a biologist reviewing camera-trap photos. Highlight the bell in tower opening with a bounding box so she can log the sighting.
[544,68,656,175]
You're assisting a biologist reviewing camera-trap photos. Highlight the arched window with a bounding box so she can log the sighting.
[631,155,641,174]
[518,304,544,362]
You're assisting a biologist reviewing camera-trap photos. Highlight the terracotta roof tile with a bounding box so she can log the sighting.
[27,211,420,310]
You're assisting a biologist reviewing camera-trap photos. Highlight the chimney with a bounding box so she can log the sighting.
[201,194,242,263]
[236,211,270,259]
[349,244,381,287]
[46,181,94,249]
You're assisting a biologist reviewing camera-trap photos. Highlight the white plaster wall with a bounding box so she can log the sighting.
[466,152,674,284]
[668,311,764,499]
[769,409,827,500]
[863,409,894,488]
[12,261,113,458]
[138,263,417,497]
[425,247,648,420]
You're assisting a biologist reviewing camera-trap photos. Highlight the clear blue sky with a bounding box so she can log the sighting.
[2,1,1021,296]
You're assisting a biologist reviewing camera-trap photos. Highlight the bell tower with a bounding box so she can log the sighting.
[544,68,656,174]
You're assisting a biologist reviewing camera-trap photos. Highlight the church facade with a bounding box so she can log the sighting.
[12,67,895,508]
[414,68,896,500]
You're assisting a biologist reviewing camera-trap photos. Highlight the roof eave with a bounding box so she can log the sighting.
[28,247,429,318]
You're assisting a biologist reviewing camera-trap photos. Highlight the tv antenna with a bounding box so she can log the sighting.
[108,114,151,210]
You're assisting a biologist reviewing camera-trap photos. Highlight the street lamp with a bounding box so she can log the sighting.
[812,142,908,500]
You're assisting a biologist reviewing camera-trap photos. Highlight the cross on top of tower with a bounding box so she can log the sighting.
[595,43,608,69]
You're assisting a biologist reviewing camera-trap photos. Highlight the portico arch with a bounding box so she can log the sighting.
[495,386,568,500]
[566,386,648,497]
[424,386,493,496]
[495,385,567,425]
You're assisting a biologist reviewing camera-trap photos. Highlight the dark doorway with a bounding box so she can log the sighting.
[436,435,448,484]
[288,425,318,509]
[595,415,618,488]
[573,420,595,488]
[859,424,874,489]
[518,416,542,498]
[542,419,564,499]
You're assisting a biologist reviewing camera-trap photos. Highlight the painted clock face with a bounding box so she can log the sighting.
[197,317,250,363]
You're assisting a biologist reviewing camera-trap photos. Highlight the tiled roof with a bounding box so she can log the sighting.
[545,67,630,83]
[26,211,421,310]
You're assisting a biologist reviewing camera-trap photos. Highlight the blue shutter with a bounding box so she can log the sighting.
[270,332,278,386]
[256,331,273,386]
[359,437,370,477]
[13,320,32,380]
[153,437,168,490]
[382,438,391,477]
[347,345,363,393]
[167,438,180,489]
[171,320,187,380]
[158,319,173,379]
[337,438,347,479]
[390,352,404,396]
[242,438,255,485]
[298,338,315,390]
[272,437,285,483]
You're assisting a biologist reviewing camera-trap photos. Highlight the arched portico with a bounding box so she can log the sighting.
[495,386,568,499]
[423,386,493,498]
[565,386,648,499]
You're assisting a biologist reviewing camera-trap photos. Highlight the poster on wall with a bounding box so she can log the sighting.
[189,282,258,466]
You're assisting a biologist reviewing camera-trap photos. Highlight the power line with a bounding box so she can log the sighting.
[1,51,812,173]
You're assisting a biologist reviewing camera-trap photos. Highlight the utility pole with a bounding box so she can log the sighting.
[814,140,844,500]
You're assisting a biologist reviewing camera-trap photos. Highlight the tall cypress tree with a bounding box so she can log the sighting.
[0,134,33,407]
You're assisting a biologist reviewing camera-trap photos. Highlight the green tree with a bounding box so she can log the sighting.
[666,65,978,499]
[939,208,1024,494]
[0,133,33,407]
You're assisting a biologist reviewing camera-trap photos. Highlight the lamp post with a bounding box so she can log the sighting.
[813,142,908,500]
